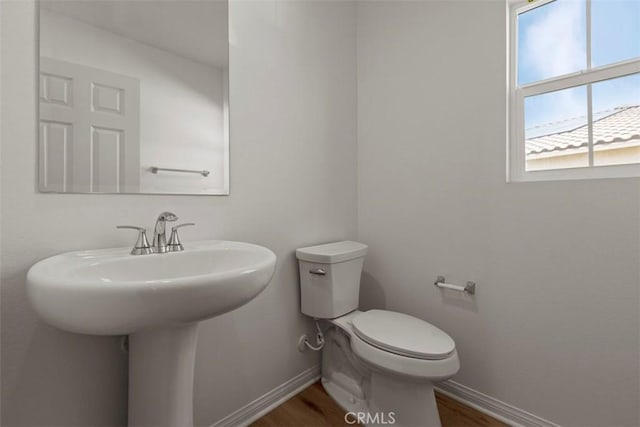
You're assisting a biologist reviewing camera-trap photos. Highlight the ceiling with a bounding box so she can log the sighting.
[41,0,228,68]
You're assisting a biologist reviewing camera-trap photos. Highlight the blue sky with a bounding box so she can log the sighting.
[518,0,640,133]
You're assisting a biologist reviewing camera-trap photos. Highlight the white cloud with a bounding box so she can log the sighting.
[522,0,639,131]
[522,0,586,80]
[522,0,588,128]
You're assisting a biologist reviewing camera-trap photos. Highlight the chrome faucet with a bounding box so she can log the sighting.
[152,211,178,253]
[118,212,195,255]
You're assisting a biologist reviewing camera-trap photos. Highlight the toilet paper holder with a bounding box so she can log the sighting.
[434,276,476,295]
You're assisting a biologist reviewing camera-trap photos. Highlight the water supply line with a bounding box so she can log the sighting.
[298,319,325,352]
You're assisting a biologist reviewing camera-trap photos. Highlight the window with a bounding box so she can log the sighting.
[509,0,640,181]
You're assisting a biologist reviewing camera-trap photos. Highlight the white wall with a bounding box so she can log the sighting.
[5,1,639,426]
[40,9,228,194]
[357,1,640,426]
[0,1,357,426]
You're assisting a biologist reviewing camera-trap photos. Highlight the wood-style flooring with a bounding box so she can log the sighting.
[250,382,507,427]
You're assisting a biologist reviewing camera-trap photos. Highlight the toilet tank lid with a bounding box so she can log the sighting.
[296,241,368,264]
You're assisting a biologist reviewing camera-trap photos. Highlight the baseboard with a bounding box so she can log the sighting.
[211,366,558,427]
[435,380,560,427]
[212,365,321,427]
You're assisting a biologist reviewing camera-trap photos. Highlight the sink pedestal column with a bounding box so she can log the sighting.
[129,323,199,427]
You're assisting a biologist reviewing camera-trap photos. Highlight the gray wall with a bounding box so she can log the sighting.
[0,1,357,425]
[356,1,640,425]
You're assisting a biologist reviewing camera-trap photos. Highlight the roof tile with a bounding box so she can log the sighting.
[525,105,640,155]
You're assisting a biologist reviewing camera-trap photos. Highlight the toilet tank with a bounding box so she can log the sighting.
[296,241,368,319]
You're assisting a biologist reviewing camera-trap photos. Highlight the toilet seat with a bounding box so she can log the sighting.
[343,310,459,381]
[352,310,455,360]
[350,331,459,381]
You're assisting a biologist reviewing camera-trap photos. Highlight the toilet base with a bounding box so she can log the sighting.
[321,326,443,427]
[369,373,440,427]
[322,377,368,415]
[322,372,441,427]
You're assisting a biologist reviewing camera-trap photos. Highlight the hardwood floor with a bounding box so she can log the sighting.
[435,393,507,427]
[251,382,507,427]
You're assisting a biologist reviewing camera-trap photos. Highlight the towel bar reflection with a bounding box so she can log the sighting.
[150,167,210,177]
[434,276,476,295]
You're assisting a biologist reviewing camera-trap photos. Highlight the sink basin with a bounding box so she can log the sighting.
[27,240,276,335]
[26,240,277,427]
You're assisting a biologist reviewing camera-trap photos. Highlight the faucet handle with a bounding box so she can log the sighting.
[117,226,152,256]
[117,225,146,231]
[167,223,195,252]
[172,222,195,231]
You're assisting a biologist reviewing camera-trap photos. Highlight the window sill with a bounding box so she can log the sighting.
[509,163,640,182]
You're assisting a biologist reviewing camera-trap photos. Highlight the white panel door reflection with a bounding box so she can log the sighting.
[39,57,140,193]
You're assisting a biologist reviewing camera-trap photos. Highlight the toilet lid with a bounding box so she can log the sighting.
[352,310,455,360]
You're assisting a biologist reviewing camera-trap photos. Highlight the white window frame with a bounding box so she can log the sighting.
[508,0,640,182]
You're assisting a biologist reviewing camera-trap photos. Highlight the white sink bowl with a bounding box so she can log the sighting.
[27,239,276,427]
[27,240,276,335]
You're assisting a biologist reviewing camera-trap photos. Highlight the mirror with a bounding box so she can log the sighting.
[38,0,229,195]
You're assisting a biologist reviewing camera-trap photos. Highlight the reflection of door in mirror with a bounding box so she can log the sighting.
[38,0,230,195]
[40,57,140,193]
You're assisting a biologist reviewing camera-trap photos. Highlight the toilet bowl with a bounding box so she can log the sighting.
[296,241,459,427]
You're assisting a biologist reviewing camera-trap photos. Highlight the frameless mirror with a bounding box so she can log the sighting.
[38,0,229,195]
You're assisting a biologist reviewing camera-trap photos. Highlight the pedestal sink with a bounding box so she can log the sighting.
[26,240,277,427]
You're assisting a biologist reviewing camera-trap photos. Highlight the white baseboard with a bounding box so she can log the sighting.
[211,365,321,427]
[435,380,560,427]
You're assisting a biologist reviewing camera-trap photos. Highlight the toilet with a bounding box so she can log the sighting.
[296,241,459,427]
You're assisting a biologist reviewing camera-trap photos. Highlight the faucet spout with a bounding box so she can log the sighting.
[152,212,178,253]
